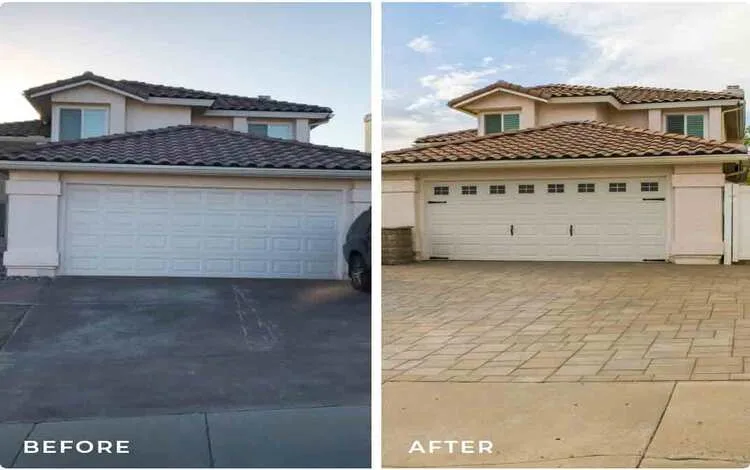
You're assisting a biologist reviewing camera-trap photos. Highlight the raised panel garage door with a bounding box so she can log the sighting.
[426,177,667,262]
[62,184,342,278]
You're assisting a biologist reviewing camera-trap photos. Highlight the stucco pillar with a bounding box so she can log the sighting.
[350,180,371,219]
[4,171,61,276]
[648,109,662,131]
[708,107,722,141]
[670,165,725,264]
[295,119,310,142]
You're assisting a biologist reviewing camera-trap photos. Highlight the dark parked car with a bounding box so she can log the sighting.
[343,208,371,292]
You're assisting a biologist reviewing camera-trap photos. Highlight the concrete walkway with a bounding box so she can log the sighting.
[383,381,750,468]
[0,405,370,468]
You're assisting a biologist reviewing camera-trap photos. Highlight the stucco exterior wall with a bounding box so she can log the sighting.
[607,110,649,129]
[671,164,725,263]
[125,100,191,132]
[190,115,234,129]
[50,85,127,138]
[536,103,606,126]
[465,92,537,131]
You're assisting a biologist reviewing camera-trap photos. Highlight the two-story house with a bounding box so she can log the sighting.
[382,80,747,265]
[0,72,370,279]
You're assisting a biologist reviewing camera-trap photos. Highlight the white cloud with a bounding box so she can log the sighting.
[385,64,498,149]
[482,56,494,66]
[407,35,435,53]
[504,3,750,90]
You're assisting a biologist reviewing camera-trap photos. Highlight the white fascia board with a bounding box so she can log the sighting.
[202,110,332,120]
[0,160,371,179]
[382,154,749,172]
[620,99,743,110]
[450,87,548,111]
[29,80,147,102]
[147,97,215,107]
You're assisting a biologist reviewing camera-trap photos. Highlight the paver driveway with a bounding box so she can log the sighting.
[0,277,370,423]
[383,261,750,383]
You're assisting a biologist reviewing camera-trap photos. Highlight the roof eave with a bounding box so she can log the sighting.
[449,87,548,114]
[25,80,148,102]
[0,160,371,179]
[382,153,749,171]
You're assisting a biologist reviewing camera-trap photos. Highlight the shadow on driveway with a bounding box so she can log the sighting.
[0,277,370,423]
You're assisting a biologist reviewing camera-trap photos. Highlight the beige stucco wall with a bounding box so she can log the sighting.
[536,103,608,126]
[383,162,728,264]
[607,109,649,129]
[465,92,537,131]
[51,84,127,138]
[190,115,234,129]
[126,100,191,132]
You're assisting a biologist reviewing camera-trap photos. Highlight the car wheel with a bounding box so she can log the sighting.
[349,253,370,292]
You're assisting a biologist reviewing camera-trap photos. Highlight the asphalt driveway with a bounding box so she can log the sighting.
[0,277,370,423]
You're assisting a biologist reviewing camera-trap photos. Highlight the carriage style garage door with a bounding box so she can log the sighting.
[426,177,667,262]
[61,184,343,278]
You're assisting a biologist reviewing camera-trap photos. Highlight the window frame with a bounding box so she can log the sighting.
[482,111,521,135]
[433,186,449,196]
[577,183,596,193]
[489,184,506,195]
[547,183,565,194]
[54,105,109,141]
[641,181,660,192]
[460,185,478,196]
[663,112,707,138]
[518,184,535,194]
[609,182,627,193]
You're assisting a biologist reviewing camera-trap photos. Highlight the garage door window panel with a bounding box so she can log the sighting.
[641,182,659,192]
[547,183,565,194]
[609,182,627,193]
[518,184,535,194]
[578,183,595,193]
[433,186,449,196]
[461,185,478,195]
[489,184,505,195]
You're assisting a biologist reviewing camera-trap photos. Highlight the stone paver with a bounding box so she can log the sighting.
[384,261,750,383]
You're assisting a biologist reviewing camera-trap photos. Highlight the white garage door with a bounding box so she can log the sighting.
[62,184,343,278]
[427,177,667,262]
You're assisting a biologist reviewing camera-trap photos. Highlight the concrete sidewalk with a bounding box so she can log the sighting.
[0,405,370,468]
[383,381,750,468]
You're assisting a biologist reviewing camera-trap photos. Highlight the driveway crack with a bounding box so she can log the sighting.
[231,285,281,351]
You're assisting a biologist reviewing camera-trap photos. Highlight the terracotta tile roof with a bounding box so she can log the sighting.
[448,80,743,107]
[382,121,745,165]
[0,125,370,171]
[0,120,50,137]
[414,128,477,144]
[24,72,332,114]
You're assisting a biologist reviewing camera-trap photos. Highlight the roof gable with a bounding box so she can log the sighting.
[24,72,332,114]
[449,80,743,110]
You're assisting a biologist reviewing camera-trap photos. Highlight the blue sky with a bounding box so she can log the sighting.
[383,3,750,150]
[0,2,370,150]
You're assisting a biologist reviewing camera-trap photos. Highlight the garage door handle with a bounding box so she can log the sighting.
[642,197,665,201]
[510,224,514,236]
[428,200,447,204]
[569,224,573,236]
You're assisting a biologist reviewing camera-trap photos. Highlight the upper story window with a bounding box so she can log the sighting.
[484,112,520,135]
[248,122,293,140]
[665,113,704,138]
[59,107,108,140]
